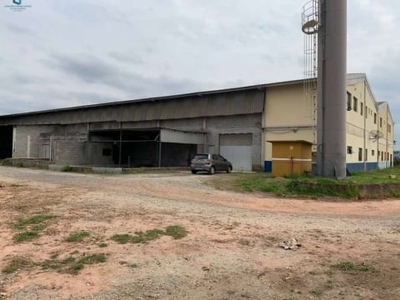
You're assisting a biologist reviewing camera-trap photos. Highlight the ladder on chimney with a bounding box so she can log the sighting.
[302,0,319,151]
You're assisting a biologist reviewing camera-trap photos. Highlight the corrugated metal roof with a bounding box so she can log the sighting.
[0,78,297,119]
[0,73,379,119]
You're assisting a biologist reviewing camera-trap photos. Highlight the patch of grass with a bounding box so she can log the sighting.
[226,167,400,199]
[112,225,188,245]
[165,225,187,239]
[40,259,63,271]
[32,223,47,232]
[14,214,54,230]
[14,231,39,242]
[60,165,74,172]
[13,215,55,243]
[111,234,131,244]
[65,231,90,242]
[235,173,275,192]
[10,183,22,187]
[0,160,23,168]
[0,159,13,166]
[333,261,358,271]
[124,229,165,244]
[78,254,106,264]
[50,253,59,260]
[333,261,376,272]
[62,256,76,264]
[348,167,400,184]
[39,253,106,275]
[144,229,165,241]
[98,243,108,248]
[2,256,34,274]
[65,263,85,274]
[217,167,400,199]
[131,233,147,244]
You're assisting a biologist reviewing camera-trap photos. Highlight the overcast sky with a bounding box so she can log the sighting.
[1,0,399,148]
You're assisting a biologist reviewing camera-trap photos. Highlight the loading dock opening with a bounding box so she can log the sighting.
[88,128,205,168]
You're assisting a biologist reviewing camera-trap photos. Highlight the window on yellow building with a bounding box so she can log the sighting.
[353,97,358,112]
[347,92,352,111]
[374,113,377,124]
[371,149,375,156]
[358,148,362,161]
[360,102,363,116]
[347,146,353,154]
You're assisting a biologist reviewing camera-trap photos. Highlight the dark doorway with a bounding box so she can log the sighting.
[0,126,12,159]
[89,129,198,168]
[89,129,160,167]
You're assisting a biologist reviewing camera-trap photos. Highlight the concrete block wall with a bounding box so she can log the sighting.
[51,125,88,165]
[53,139,86,165]
[85,142,115,166]
[12,114,262,169]
[13,125,56,159]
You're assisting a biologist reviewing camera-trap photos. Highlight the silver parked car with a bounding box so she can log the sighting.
[190,153,233,175]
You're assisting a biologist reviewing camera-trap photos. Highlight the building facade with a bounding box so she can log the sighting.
[264,74,395,173]
[0,88,265,171]
[0,74,394,174]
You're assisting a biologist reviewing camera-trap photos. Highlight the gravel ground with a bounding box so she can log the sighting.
[1,166,400,300]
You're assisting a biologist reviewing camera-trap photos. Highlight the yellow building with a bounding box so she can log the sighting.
[263,73,395,173]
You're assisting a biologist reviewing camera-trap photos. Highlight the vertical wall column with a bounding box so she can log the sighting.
[317,0,347,178]
[27,135,31,158]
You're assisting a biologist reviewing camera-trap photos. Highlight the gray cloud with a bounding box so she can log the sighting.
[5,23,33,35]
[41,52,213,102]
[108,52,144,65]
[46,54,117,84]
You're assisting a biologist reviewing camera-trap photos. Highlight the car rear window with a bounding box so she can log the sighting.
[194,154,209,159]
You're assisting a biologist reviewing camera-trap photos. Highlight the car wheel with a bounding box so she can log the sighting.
[191,170,197,174]
[226,166,232,173]
[209,166,215,175]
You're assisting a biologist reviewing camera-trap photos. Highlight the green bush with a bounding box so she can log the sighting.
[60,165,74,172]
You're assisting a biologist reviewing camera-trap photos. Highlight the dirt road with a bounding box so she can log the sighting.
[1,167,400,299]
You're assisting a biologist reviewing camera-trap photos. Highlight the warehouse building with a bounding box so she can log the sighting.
[0,73,394,173]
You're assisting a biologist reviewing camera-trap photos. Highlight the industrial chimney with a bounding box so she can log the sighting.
[302,0,347,178]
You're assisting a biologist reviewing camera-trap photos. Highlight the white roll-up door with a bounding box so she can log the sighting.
[220,133,252,171]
